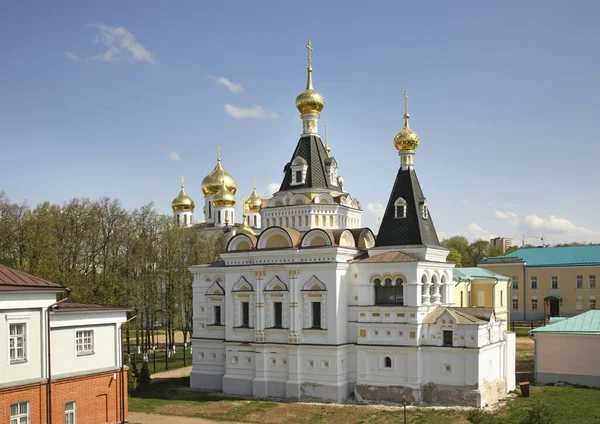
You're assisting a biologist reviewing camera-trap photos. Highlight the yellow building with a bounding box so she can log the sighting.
[452,268,510,330]
[480,246,599,321]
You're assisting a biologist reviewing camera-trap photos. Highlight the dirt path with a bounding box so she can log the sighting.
[150,365,192,381]
[129,412,238,424]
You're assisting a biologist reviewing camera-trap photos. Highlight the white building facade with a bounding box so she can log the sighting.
[190,42,515,407]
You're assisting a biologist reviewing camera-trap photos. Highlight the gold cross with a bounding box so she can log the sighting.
[404,91,409,115]
[181,175,184,187]
[306,40,313,68]
[217,145,221,160]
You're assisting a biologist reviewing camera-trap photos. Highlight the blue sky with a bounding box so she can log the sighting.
[1,1,599,245]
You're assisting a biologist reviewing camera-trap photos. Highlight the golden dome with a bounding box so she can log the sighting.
[296,41,325,116]
[172,177,195,212]
[394,91,420,153]
[236,218,255,236]
[245,186,262,213]
[201,154,237,195]
[212,179,236,208]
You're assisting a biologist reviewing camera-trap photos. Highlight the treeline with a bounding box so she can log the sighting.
[441,236,516,267]
[0,192,226,351]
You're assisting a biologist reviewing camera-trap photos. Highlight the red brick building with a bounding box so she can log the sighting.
[0,265,131,423]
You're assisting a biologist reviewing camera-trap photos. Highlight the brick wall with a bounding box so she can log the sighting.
[0,369,128,424]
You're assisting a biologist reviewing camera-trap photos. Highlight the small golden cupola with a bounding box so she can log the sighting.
[394,91,420,154]
[201,147,237,195]
[245,185,262,213]
[236,196,255,236]
[212,179,236,208]
[296,41,325,135]
[171,176,195,211]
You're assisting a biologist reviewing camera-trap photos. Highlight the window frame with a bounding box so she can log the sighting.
[576,275,583,289]
[530,276,537,290]
[76,329,94,356]
[273,301,283,328]
[551,276,558,290]
[590,297,596,310]
[9,323,27,364]
[10,401,30,424]
[384,356,392,368]
[512,297,519,311]
[531,298,538,311]
[590,275,596,290]
[311,301,322,329]
[511,277,519,290]
[374,277,404,305]
[214,305,222,326]
[576,296,584,311]
[442,330,453,347]
[394,198,407,219]
[241,302,250,328]
[64,401,76,424]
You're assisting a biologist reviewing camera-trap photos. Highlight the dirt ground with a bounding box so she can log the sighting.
[515,336,534,383]
[129,412,232,424]
[150,365,192,381]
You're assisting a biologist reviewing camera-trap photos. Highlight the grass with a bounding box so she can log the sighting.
[128,348,190,375]
[513,327,533,337]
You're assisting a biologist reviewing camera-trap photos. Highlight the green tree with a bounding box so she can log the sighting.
[441,236,471,265]
[447,248,462,267]
[469,239,490,266]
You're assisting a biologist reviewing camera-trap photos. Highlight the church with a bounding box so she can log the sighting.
[185,42,515,407]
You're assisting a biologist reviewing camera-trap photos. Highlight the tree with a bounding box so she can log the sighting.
[441,236,471,265]
[447,248,462,267]
[469,240,490,266]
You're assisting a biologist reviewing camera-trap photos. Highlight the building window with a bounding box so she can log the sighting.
[10,401,29,424]
[176,214,180,225]
[241,302,250,327]
[590,297,596,310]
[311,302,321,329]
[530,277,537,290]
[576,296,583,311]
[374,277,404,305]
[577,275,583,289]
[253,215,257,227]
[273,302,283,328]
[394,198,407,218]
[183,214,187,225]
[384,356,392,368]
[214,305,221,325]
[511,277,519,290]
[443,330,453,346]
[76,330,94,355]
[64,401,76,424]
[217,210,221,224]
[9,323,26,363]
[512,297,519,311]
[295,170,302,184]
[551,276,558,290]
[590,275,596,289]
[422,204,429,219]
[531,298,538,311]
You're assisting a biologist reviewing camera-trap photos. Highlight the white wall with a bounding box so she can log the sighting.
[51,324,118,377]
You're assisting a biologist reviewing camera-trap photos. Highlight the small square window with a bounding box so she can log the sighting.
[76,330,94,355]
[10,401,30,424]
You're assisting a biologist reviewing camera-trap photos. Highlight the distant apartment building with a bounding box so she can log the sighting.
[0,265,131,424]
[489,237,513,253]
[480,246,599,320]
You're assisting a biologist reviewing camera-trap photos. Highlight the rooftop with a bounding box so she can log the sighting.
[482,245,600,267]
[53,302,133,313]
[453,267,510,281]
[529,310,600,335]
[0,265,65,291]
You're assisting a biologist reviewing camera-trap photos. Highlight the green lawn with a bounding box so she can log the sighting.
[128,348,190,375]
[130,378,600,423]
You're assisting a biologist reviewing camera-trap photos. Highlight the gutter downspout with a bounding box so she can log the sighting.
[528,332,537,383]
[523,263,527,321]
[120,315,137,424]
[46,294,70,424]
[507,278,512,332]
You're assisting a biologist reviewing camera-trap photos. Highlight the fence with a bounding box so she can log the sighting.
[126,343,191,375]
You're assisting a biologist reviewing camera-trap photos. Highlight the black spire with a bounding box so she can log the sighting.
[375,168,440,247]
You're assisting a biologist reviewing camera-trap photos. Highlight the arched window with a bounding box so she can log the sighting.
[421,274,428,297]
[218,210,221,224]
[440,275,447,303]
[375,277,404,305]
[184,214,187,225]
[430,275,438,298]
[394,198,407,219]
[384,357,392,368]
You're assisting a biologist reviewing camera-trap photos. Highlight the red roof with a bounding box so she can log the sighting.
[0,265,65,291]
[53,302,133,313]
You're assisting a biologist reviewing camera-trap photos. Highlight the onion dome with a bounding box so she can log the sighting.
[212,179,236,208]
[236,217,255,236]
[394,91,420,153]
[201,149,237,195]
[245,186,262,213]
[296,41,325,117]
[171,177,195,212]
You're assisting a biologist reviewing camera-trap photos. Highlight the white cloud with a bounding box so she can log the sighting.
[522,214,596,236]
[210,76,244,93]
[267,183,280,196]
[494,210,519,226]
[462,200,470,205]
[224,104,279,119]
[87,24,156,64]
[466,223,496,241]
[64,51,81,62]
[169,152,181,161]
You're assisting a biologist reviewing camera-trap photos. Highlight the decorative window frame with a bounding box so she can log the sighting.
[358,229,375,249]
[301,229,332,248]
[7,313,30,364]
[302,276,327,330]
[264,276,289,329]
[291,156,308,186]
[420,199,429,219]
[394,197,407,219]
[257,227,293,249]
[325,157,338,186]
[232,277,254,328]
[338,229,356,248]
[227,234,255,252]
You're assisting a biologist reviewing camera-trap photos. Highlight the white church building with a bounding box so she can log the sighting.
[189,42,515,407]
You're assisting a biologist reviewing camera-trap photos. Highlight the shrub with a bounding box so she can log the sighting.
[466,408,498,424]
[519,402,555,424]
[126,363,138,393]
[137,361,151,387]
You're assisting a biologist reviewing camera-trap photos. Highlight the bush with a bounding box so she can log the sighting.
[126,362,138,393]
[466,408,498,424]
[519,402,555,424]
[137,361,151,387]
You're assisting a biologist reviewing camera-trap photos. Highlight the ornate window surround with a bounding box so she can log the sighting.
[205,281,225,326]
[264,276,289,329]
[232,277,254,328]
[301,276,327,330]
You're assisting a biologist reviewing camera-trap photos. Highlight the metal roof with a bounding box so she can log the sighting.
[529,310,600,335]
[453,267,510,281]
[483,246,600,267]
[0,265,65,291]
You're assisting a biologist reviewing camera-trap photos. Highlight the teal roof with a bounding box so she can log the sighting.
[529,310,600,335]
[484,246,600,267]
[453,267,510,281]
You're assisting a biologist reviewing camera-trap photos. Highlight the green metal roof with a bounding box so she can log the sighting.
[453,267,510,281]
[529,310,600,335]
[483,246,600,267]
